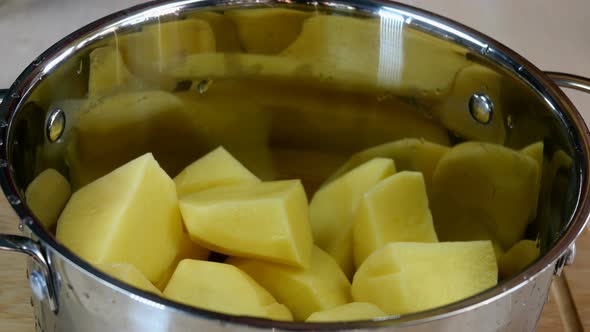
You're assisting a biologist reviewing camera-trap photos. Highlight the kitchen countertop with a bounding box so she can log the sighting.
[0,0,589,331]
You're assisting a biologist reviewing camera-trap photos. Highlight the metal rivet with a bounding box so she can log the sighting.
[469,93,494,124]
[45,108,65,143]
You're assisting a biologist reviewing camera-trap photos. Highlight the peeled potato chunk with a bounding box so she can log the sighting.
[155,234,210,290]
[228,246,351,321]
[305,302,386,322]
[521,142,544,221]
[57,153,183,282]
[96,263,161,295]
[225,8,309,54]
[326,138,450,190]
[25,169,71,230]
[179,180,313,268]
[431,142,539,250]
[499,240,540,279]
[88,46,143,98]
[352,241,498,315]
[164,259,292,321]
[309,158,396,278]
[353,171,438,268]
[174,146,260,197]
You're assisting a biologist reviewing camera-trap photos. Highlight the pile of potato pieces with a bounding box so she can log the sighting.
[25,135,555,322]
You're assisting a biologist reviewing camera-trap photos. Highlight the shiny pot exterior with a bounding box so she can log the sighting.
[1,0,590,331]
[27,242,556,332]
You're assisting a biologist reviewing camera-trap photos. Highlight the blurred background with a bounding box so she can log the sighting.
[0,0,588,331]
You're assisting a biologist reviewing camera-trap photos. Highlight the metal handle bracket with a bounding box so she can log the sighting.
[0,234,58,312]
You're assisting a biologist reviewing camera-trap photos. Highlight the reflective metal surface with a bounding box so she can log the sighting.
[0,0,588,331]
[468,93,493,124]
[27,242,557,331]
[546,72,590,94]
[0,234,58,312]
[45,108,66,143]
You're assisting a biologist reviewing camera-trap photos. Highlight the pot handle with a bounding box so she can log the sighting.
[0,89,7,105]
[0,88,59,311]
[545,71,590,273]
[545,72,590,94]
[0,234,58,312]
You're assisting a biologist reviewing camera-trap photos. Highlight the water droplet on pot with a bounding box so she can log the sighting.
[196,79,213,94]
[0,119,8,128]
[32,58,43,67]
[23,216,33,226]
[480,44,490,54]
[77,61,84,75]
[7,195,21,205]
[506,114,514,129]
[18,220,24,232]
[0,159,7,167]
[10,92,20,99]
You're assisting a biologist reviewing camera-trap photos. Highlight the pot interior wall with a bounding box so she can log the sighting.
[8,4,578,281]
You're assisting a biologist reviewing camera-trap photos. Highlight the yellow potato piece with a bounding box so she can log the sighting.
[521,142,544,221]
[225,8,309,54]
[155,234,210,290]
[189,12,241,52]
[499,240,540,279]
[88,46,143,99]
[431,142,538,250]
[174,146,260,197]
[282,15,466,96]
[433,65,506,143]
[164,259,292,320]
[179,180,313,268]
[352,241,498,315]
[96,263,161,295]
[353,171,438,268]
[118,19,216,87]
[305,302,386,322]
[309,158,396,278]
[228,246,351,321]
[56,153,183,282]
[326,138,450,190]
[25,169,71,230]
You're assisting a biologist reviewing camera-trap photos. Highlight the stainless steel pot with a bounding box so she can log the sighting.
[1,0,590,331]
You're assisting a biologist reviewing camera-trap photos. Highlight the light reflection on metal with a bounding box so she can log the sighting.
[378,9,404,88]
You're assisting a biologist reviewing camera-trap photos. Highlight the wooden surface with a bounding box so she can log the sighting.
[0,195,589,331]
